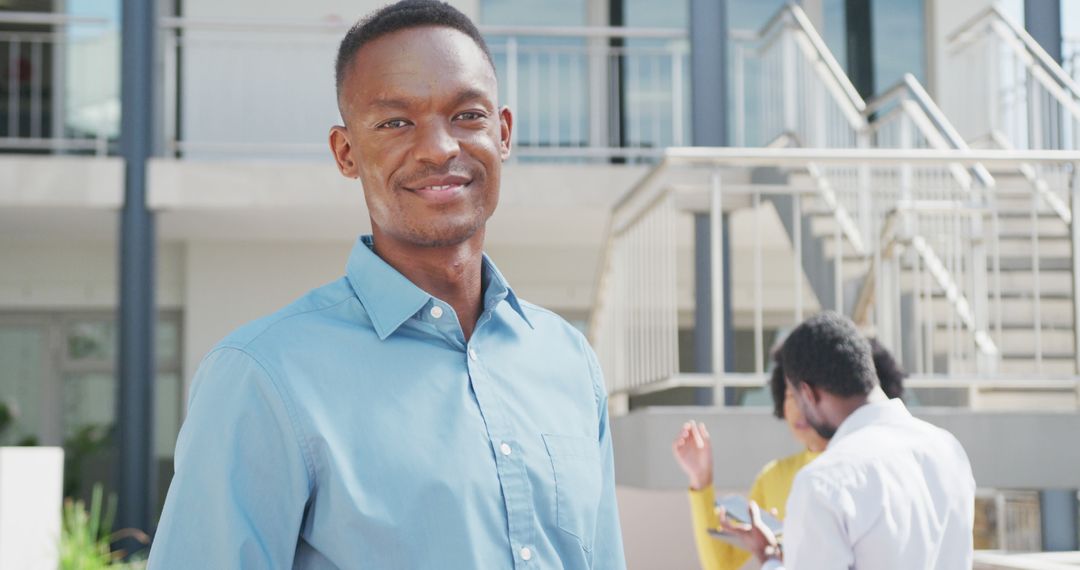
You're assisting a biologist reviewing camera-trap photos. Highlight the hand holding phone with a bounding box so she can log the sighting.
[711,494,783,536]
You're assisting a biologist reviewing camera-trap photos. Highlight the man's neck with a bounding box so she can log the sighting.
[830,386,889,428]
[371,226,486,341]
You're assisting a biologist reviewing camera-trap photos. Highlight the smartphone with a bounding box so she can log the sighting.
[713,494,783,536]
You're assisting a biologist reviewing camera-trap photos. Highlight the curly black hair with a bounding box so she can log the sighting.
[334,0,494,103]
[781,312,877,398]
[869,337,906,400]
[769,325,907,418]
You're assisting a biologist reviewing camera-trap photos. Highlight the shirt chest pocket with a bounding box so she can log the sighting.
[542,433,602,551]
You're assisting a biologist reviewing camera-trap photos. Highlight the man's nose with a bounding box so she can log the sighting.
[413,119,460,166]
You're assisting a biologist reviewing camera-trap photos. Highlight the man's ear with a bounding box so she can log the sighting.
[498,106,513,160]
[329,125,360,179]
[800,382,822,405]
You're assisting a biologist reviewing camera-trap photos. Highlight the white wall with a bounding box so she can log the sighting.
[182,241,352,395]
[927,0,996,99]
[617,486,700,570]
[0,239,184,310]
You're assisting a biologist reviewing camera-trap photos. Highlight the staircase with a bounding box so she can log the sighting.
[589,4,1080,398]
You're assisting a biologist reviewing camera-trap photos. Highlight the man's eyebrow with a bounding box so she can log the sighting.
[366,89,493,113]
[449,88,493,109]
[369,97,413,110]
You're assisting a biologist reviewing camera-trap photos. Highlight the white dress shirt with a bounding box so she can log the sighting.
[761,398,975,570]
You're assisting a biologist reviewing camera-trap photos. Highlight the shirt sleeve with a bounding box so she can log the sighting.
[148,347,313,569]
[687,484,752,570]
[583,340,628,570]
[780,471,854,570]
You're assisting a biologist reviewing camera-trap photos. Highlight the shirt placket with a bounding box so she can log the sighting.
[466,312,537,568]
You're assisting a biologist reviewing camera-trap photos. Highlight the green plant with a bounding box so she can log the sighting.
[60,483,148,570]
[63,424,114,499]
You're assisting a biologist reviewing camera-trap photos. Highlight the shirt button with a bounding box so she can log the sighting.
[500,442,512,456]
[429,306,443,319]
[468,348,478,361]
[520,547,532,561]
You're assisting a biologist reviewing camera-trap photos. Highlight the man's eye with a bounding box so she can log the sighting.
[377,119,409,129]
[455,111,484,121]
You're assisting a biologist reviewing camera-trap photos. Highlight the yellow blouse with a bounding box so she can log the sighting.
[687,450,820,570]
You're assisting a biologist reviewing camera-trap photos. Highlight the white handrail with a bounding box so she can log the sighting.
[0,11,111,26]
[736,2,864,114]
[157,15,687,39]
[660,146,1080,167]
[948,5,1080,99]
[866,73,995,188]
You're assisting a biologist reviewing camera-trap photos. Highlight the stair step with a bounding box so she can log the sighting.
[998,358,1077,375]
[929,329,1074,353]
[922,298,1074,327]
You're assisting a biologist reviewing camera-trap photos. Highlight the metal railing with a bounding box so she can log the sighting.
[0,11,115,154]
[730,4,864,150]
[946,7,1080,152]
[731,5,997,236]
[588,147,1080,397]
[158,17,688,160]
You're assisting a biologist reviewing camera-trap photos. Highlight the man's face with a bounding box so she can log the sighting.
[786,376,837,440]
[330,26,512,247]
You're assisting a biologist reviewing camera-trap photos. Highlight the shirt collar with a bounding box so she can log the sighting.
[827,397,911,450]
[345,235,532,340]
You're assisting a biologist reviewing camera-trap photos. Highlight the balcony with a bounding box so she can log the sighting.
[0,11,690,162]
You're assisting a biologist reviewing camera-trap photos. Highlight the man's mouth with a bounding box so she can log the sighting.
[405,175,473,203]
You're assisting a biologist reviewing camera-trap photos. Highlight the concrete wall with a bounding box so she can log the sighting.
[926,0,1020,99]
[0,239,184,311]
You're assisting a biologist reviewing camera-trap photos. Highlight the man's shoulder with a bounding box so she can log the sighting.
[217,276,359,352]
[797,411,972,492]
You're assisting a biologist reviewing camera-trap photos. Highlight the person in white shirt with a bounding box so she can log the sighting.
[719,312,976,570]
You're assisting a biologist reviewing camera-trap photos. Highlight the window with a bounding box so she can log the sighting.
[0,311,182,520]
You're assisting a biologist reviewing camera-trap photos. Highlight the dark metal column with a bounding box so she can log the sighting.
[1040,489,1079,551]
[1025,0,1063,63]
[690,0,733,401]
[844,0,874,98]
[118,0,158,540]
[609,0,627,152]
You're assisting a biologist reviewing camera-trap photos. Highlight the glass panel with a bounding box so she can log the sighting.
[727,0,787,32]
[62,371,116,500]
[0,325,45,446]
[482,0,589,154]
[623,0,691,150]
[872,0,925,93]
[823,0,847,73]
[156,318,179,364]
[63,0,120,140]
[67,319,115,362]
[68,316,179,365]
[480,0,586,26]
[63,371,115,434]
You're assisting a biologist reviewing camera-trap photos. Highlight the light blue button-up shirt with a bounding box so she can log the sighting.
[149,236,626,569]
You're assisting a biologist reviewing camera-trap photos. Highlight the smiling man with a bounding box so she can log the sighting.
[147,2,626,569]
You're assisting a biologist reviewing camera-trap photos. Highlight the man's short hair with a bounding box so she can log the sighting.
[770,334,905,417]
[335,0,495,102]
[780,312,878,398]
